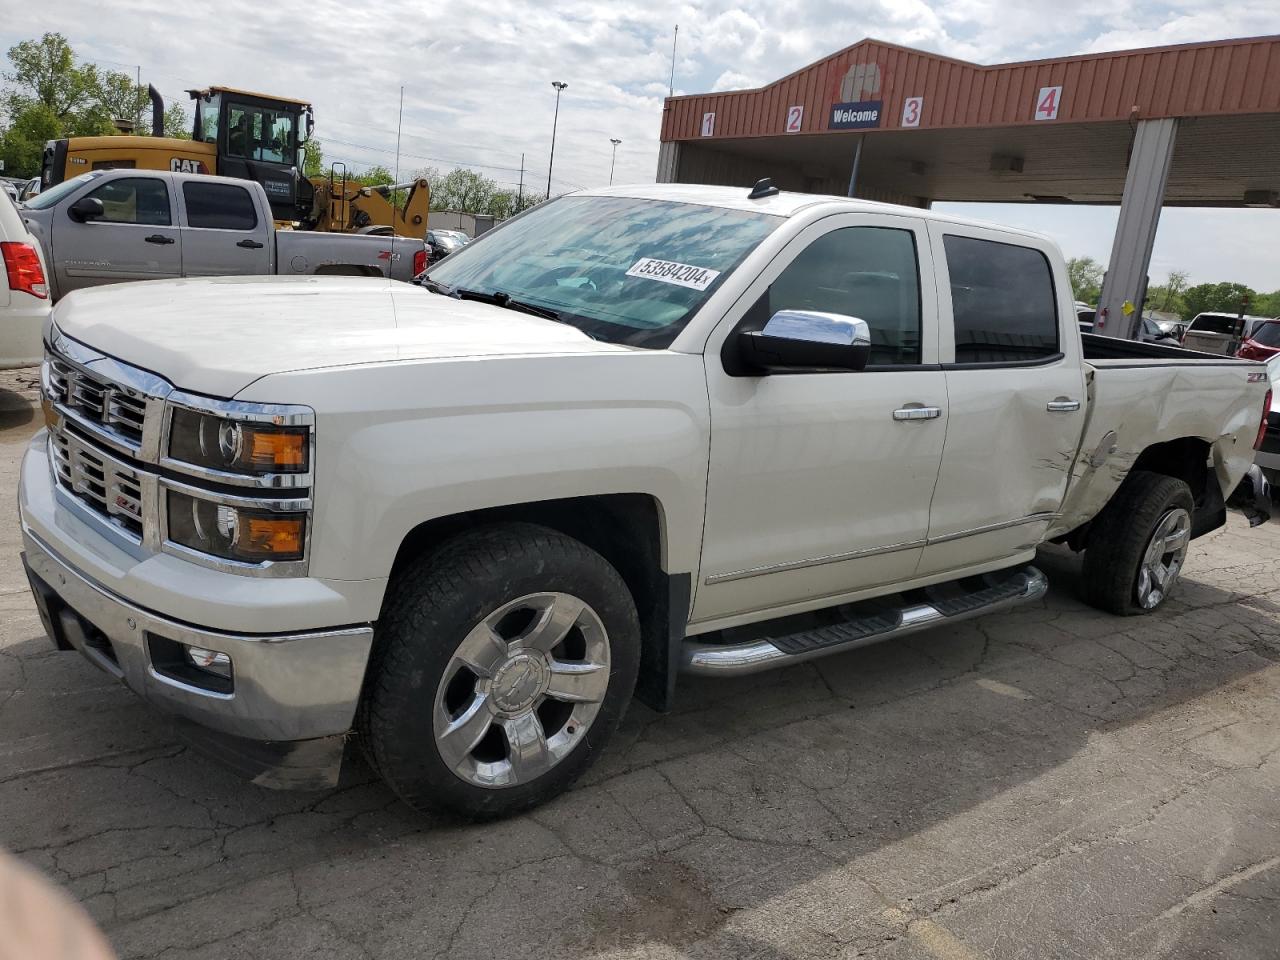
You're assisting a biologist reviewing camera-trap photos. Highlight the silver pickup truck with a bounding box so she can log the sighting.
[19,169,426,300]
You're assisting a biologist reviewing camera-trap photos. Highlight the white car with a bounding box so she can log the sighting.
[0,190,50,368]
[18,182,1273,818]
[1256,352,1280,484]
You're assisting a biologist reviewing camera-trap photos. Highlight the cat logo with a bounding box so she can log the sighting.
[170,158,207,174]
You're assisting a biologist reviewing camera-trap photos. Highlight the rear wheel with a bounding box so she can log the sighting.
[359,523,640,819]
[1079,470,1195,615]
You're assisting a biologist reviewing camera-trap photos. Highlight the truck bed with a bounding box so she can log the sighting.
[1081,332,1256,366]
[1050,334,1270,540]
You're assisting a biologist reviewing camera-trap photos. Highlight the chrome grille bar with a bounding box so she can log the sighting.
[49,427,146,541]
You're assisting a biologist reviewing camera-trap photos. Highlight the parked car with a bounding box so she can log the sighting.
[19,169,427,300]
[19,183,1272,819]
[18,177,41,201]
[1075,309,1177,346]
[1255,351,1280,486]
[1237,320,1280,362]
[425,228,469,265]
[1181,311,1273,355]
[1,181,18,203]
[0,185,51,368]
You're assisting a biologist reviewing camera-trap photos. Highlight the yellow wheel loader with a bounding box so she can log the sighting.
[38,86,429,237]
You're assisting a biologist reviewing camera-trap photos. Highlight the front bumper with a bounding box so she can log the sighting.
[18,431,378,785]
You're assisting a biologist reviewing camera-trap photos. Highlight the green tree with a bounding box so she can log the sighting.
[1253,290,1280,317]
[0,102,60,178]
[1181,281,1257,322]
[3,33,101,125]
[486,189,540,219]
[1066,256,1103,305]
[1145,269,1189,317]
[301,137,324,177]
[431,167,498,213]
[162,102,190,139]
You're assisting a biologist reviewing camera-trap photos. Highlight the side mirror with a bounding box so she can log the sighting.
[68,197,105,223]
[738,310,871,372]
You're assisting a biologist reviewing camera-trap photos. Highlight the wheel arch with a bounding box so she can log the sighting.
[381,494,688,713]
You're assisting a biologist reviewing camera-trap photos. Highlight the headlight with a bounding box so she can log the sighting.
[168,408,309,476]
[167,491,306,563]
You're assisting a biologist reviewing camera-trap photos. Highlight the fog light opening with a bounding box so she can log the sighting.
[186,645,233,679]
[147,633,234,695]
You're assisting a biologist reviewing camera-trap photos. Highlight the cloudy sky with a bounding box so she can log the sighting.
[7,1,1279,289]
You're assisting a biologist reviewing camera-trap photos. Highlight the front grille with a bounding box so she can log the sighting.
[47,355,149,446]
[50,427,145,540]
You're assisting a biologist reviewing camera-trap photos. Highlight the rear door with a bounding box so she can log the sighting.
[916,225,1086,577]
[53,174,180,295]
[176,179,272,277]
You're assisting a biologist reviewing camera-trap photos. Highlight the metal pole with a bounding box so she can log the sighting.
[518,153,524,204]
[547,81,567,200]
[669,26,678,97]
[846,134,864,197]
[393,85,404,210]
[609,138,621,185]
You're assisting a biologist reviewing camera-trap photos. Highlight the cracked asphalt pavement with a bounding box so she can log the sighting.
[3,369,1279,959]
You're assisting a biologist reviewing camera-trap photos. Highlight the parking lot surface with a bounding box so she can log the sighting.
[3,373,1279,960]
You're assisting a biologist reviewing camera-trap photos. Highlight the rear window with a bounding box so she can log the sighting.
[1189,314,1237,336]
[1252,322,1280,347]
[182,182,258,230]
[943,235,1059,364]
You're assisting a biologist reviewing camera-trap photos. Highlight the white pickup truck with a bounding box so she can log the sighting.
[18,183,1273,818]
[18,169,426,300]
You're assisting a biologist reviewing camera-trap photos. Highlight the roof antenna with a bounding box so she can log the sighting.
[748,178,779,199]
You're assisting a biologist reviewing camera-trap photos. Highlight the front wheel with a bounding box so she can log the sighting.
[358,523,640,819]
[1079,470,1195,615]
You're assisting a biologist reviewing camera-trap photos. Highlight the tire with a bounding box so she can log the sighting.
[358,522,640,819]
[1079,470,1195,615]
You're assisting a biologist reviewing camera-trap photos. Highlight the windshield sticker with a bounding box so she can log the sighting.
[626,258,721,291]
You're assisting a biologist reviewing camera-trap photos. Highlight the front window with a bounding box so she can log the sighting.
[226,102,297,165]
[424,196,781,348]
[195,93,221,142]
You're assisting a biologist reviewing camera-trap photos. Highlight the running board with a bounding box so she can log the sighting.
[680,565,1048,677]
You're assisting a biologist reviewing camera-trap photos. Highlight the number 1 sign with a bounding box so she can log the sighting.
[701,112,715,137]
[1034,86,1062,121]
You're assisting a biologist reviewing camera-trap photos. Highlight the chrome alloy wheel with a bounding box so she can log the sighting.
[432,592,611,789]
[1136,507,1191,609]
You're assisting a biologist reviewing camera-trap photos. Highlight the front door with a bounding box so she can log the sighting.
[53,175,180,296]
[917,224,1086,576]
[694,214,947,628]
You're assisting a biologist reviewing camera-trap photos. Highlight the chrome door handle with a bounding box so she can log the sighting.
[893,405,942,421]
[1046,397,1081,413]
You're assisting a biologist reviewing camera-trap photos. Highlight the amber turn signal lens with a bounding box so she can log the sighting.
[241,516,306,559]
[248,429,307,469]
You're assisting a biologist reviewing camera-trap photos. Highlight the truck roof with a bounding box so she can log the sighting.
[580,182,1058,246]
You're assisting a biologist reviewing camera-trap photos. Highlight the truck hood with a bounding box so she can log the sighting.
[52,276,630,397]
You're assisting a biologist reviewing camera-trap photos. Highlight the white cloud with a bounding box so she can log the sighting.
[6,1,1277,288]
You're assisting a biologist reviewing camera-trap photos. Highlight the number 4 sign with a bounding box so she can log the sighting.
[701,112,715,137]
[1034,86,1062,121]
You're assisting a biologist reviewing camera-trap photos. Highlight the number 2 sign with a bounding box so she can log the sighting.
[1034,86,1062,121]
[901,96,923,128]
[785,105,803,133]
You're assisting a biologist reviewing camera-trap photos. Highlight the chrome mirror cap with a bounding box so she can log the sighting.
[761,310,871,349]
[737,310,872,373]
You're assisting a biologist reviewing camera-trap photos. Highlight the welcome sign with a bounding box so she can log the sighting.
[829,100,883,130]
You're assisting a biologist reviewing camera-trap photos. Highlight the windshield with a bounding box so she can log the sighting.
[425,195,781,348]
[23,172,101,210]
[226,102,298,164]
[1250,321,1280,348]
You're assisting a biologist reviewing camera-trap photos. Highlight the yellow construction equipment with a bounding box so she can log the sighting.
[39,85,429,237]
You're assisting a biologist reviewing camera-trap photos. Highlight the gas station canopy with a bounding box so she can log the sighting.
[656,35,1280,208]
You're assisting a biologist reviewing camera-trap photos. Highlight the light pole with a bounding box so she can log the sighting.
[547,81,568,199]
[609,138,622,185]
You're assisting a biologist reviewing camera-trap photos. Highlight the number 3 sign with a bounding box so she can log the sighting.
[901,96,923,128]
[1034,86,1062,121]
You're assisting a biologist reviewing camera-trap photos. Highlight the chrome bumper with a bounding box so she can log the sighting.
[22,529,374,746]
